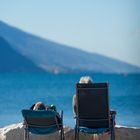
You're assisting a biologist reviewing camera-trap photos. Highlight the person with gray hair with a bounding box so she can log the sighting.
[72,76,93,116]
[72,76,110,140]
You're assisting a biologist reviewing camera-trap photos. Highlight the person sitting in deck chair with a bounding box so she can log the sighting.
[31,102,61,123]
[72,76,93,116]
[72,76,110,140]
[33,102,46,110]
[30,102,56,111]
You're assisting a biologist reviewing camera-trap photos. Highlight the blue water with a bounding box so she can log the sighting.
[0,73,140,128]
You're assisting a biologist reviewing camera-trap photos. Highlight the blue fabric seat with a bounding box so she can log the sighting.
[79,127,109,134]
[28,125,59,135]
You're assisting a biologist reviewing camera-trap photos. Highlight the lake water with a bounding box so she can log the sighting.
[0,73,140,128]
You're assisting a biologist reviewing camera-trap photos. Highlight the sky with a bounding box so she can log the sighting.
[0,0,140,67]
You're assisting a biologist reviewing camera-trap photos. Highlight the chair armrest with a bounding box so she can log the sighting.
[56,110,63,129]
[23,118,27,125]
[110,110,116,126]
[74,115,78,119]
[59,110,63,121]
[110,110,117,115]
[110,110,116,120]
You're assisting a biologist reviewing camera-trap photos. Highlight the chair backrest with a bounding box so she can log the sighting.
[22,109,60,129]
[76,83,110,128]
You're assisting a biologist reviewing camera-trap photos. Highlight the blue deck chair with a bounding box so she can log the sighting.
[75,83,116,140]
[22,109,65,140]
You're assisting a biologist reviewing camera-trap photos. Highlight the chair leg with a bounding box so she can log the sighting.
[59,130,62,140]
[24,128,29,140]
[60,127,65,140]
[110,112,116,140]
[27,129,30,140]
[77,128,79,140]
[75,126,77,140]
[62,128,65,140]
[28,132,30,140]
[75,125,79,140]
[111,128,115,140]
[24,128,27,140]
[110,119,115,140]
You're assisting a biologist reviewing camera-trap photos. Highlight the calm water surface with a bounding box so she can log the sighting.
[0,73,140,128]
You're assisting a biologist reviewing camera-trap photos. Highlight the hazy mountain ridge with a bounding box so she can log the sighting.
[0,21,140,73]
[0,36,44,72]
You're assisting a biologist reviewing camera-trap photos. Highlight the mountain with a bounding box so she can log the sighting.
[0,37,44,72]
[0,20,140,73]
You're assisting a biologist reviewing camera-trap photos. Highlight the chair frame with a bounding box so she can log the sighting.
[22,110,65,140]
[74,83,116,140]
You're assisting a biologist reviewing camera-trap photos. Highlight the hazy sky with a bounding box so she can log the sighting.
[0,0,140,66]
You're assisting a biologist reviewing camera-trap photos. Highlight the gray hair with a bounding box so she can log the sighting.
[79,76,93,84]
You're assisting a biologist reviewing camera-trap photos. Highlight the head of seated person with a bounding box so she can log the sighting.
[33,102,46,110]
[79,76,93,84]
